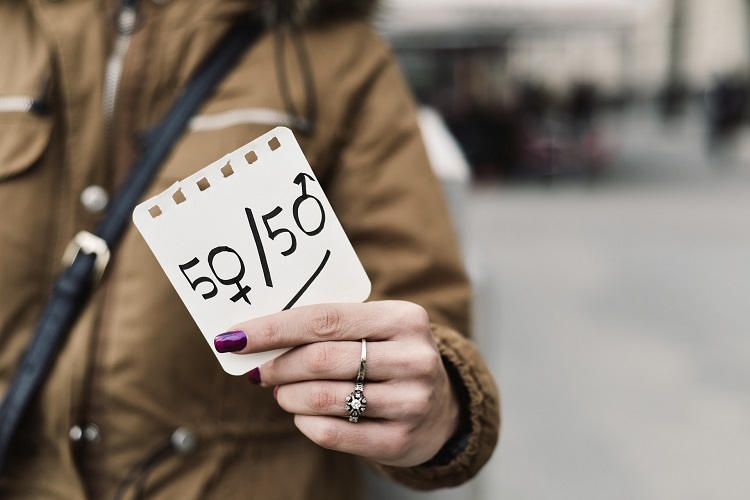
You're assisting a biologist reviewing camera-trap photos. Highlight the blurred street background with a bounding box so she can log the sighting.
[367,0,750,498]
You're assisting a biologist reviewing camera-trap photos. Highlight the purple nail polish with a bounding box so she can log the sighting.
[214,330,247,353]
[247,367,262,385]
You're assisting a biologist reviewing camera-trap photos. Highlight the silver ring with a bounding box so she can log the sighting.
[345,339,367,423]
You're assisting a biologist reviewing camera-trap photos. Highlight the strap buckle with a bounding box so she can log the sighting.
[62,231,111,284]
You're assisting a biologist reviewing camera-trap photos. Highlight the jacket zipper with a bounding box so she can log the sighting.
[77,5,137,493]
[103,0,137,145]
[0,95,35,113]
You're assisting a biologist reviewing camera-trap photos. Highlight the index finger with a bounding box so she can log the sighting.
[213,301,429,354]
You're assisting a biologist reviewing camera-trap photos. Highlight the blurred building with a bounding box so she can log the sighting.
[379,0,750,175]
[382,0,750,102]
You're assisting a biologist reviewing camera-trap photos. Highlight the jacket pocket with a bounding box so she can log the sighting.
[0,98,52,181]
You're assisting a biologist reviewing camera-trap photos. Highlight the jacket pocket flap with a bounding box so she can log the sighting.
[0,114,52,181]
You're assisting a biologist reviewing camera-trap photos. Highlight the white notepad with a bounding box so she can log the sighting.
[133,127,371,375]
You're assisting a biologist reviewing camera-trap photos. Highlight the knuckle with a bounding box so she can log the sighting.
[395,302,431,334]
[382,427,412,461]
[311,382,338,413]
[309,342,336,377]
[309,305,344,338]
[414,346,442,381]
[400,385,433,421]
[262,317,283,344]
[410,389,433,419]
[314,421,341,450]
[424,349,443,379]
[392,354,412,375]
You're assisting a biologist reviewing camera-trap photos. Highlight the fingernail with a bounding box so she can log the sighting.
[247,367,262,385]
[273,386,279,399]
[214,330,247,353]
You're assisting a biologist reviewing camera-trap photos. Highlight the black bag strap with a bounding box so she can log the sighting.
[0,17,265,470]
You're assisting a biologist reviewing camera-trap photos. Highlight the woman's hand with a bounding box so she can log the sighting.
[214,300,460,467]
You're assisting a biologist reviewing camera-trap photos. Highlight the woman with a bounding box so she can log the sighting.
[0,0,499,498]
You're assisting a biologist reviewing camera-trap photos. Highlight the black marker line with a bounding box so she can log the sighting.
[245,207,273,287]
[283,249,331,310]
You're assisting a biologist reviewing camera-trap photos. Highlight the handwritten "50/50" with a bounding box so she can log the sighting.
[178,173,328,306]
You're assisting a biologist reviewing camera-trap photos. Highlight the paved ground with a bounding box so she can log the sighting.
[366,108,750,500]
[467,109,750,500]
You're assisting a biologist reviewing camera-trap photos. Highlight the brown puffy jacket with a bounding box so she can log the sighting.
[0,0,499,498]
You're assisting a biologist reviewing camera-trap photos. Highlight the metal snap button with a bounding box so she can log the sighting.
[82,423,101,443]
[170,427,198,455]
[69,425,83,442]
[80,185,109,213]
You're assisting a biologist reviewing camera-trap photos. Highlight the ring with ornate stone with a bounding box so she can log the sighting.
[345,339,367,422]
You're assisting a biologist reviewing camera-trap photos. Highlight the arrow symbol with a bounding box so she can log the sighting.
[293,172,315,196]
